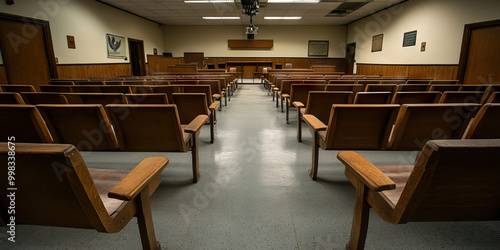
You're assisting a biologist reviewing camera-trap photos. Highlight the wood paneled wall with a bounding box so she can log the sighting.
[56,64,131,78]
[147,55,183,75]
[0,65,7,84]
[356,64,458,80]
[147,55,345,75]
[206,57,346,73]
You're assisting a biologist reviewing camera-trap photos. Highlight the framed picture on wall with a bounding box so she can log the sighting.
[106,33,126,58]
[372,34,383,52]
[308,40,329,57]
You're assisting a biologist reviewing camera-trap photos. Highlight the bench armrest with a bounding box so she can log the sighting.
[108,156,169,200]
[209,103,219,111]
[303,114,327,131]
[185,114,209,134]
[293,101,305,109]
[337,151,396,192]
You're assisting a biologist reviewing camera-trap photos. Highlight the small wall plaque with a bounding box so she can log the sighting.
[403,30,417,47]
[67,35,75,49]
[372,34,383,52]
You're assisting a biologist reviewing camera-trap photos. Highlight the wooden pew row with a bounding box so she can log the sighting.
[0,104,208,183]
[302,103,487,180]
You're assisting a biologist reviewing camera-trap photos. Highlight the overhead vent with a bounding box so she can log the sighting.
[325,1,371,17]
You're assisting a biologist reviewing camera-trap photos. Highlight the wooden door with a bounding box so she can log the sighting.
[345,43,356,75]
[128,38,145,76]
[0,13,57,90]
[458,19,500,84]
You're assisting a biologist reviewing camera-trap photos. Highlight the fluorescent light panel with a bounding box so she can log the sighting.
[264,16,302,20]
[185,0,234,3]
[202,17,241,19]
[267,0,319,3]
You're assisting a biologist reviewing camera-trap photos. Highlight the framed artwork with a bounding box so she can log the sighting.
[372,34,383,52]
[403,30,417,47]
[106,33,126,58]
[308,40,329,57]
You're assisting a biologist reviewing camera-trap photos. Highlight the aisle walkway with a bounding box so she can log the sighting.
[11,84,500,249]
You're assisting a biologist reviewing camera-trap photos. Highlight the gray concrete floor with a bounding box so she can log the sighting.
[7,83,500,249]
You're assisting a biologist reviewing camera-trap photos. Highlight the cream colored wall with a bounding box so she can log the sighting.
[163,25,347,58]
[347,0,500,70]
[0,0,164,64]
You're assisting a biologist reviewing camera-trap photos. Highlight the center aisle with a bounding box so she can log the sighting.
[153,83,358,249]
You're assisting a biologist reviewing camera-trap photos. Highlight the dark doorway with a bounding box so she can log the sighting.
[458,19,500,84]
[128,38,145,76]
[345,43,356,75]
[0,13,57,90]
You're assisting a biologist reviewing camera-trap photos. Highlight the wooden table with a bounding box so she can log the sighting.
[226,61,273,79]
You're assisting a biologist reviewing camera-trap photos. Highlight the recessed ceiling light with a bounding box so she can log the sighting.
[202,17,241,19]
[185,0,234,3]
[267,0,319,3]
[264,16,302,20]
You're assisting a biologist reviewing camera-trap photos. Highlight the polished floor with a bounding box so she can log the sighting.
[8,83,500,249]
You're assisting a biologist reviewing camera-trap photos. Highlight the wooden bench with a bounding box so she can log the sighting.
[337,139,500,250]
[0,142,168,249]
[106,104,208,183]
[303,104,400,179]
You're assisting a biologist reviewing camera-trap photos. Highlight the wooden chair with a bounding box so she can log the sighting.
[106,104,208,182]
[182,84,219,122]
[303,104,400,179]
[353,92,392,104]
[462,103,500,139]
[458,85,488,92]
[482,91,500,104]
[427,84,461,93]
[36,104,119,150]
[285,84,325,123]
[0,105,53,143]
[337,139,500,250]
[276,80,302,110]
[71,85,103,93]
[429,80,459,85]
[438,91,484,104]
[65,93,128,105]
[39,85,73,93]
[325,84,365,98]
[0,142,167,249]
[100,85,132,93]
[0,92,25,104]
[75,80,105,85]
[172,93,217,143]
[380,79,406,85]
[387,103,481,150]
[365,84,397,94]
[405,79,430,84]
[480,85,500,104]
[49,80,74,85]
[20,92,68,104]
[125,93,168,104]
[0,84,36,92]
[294,91,352,142]
[390,91,441,104]
[198,80,225,111]
[327,80,357,85]
[396,84,429,92]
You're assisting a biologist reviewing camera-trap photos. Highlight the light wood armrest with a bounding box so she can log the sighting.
[337,151,396,192]
[282,94,290,98]
[273,87,279,91]
[108,156,169,200]
[185,114,209,133]
[293,101,305,108]
[303,114,327,131]
[209,103,219,111]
